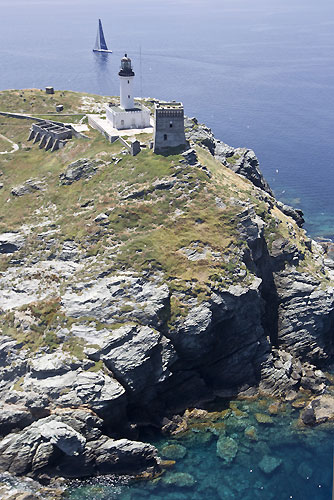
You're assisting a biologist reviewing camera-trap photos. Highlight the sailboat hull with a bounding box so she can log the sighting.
[93,49,113,53]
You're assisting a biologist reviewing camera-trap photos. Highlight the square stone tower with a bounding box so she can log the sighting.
[153,102,187,154]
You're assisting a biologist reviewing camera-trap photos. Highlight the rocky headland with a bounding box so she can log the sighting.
[0,90,333,498]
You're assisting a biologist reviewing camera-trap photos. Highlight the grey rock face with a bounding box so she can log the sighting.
[29,352,72,377]
[59,158,101,185]
[88,325,177,397]
[276,201,305,228]
[180,148,198,166]
[0,233,25,254]
[301,394,334,425]
[61,273,170,329]
[0,260,80,312]
[11,179,45,197]
[23,368,127,421]
[185,117,273,195]
[0,415,160,478]
[274,268,334,361]
[0,113,333,485]
[93,438,159,474]
[0,404,34,436]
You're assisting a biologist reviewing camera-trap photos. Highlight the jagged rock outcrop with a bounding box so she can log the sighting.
[0,233,25,254]
[59,158,103,185]
[11,179,45,197]
[0,413,160,478]
[0,108,333,486]
[185,117,273,196]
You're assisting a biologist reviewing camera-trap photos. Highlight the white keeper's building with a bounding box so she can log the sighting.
[105,54,151,130]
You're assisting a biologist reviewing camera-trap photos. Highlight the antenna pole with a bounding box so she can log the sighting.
[140,45,143,100]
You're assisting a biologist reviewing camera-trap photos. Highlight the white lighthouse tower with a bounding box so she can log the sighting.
[105,53,151,131]
[119,54,135,110]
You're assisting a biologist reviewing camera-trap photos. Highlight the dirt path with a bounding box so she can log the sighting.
[0,133,19,154]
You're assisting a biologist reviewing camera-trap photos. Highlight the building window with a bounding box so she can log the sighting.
[128,80,130,84]
[128,95,130,99]
[169,121,173,128]
[164,134,168,141]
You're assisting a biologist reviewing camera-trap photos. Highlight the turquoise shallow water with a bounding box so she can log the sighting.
[66,398,333,500]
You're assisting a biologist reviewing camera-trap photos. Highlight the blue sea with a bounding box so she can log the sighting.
[1,0,334,498]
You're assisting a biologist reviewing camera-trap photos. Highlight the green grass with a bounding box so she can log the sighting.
[0,89,108,115]
[0,135,13,152]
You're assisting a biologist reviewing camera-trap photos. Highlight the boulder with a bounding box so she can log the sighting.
[301,394,334,425]
[59,158,101,185]
[23,369,127,422]
[92,438,160,475]
[91,324,177,397]
[11,179,45,197]
[0,416,160,478]
[37,419,86,456]
[160,443,187,460]
[255,413,273,425]
[162,472,195,487]
[0,416,85,474]
[0,404,34,436]
[258,455,282,474]
[244,426,258,441]
[276,201,305,227]
[29,352,72,377]
[216,436,238,464]
[0,233,25,254]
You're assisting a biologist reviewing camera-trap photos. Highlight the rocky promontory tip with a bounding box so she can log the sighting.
[0,89,333,493]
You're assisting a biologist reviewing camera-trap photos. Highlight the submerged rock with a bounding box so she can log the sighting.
[297,461,313,479]
[162,472,195,488]
[244,426,258,441]
[258,455,282,474]
[255,413,273,425]
[160,443,187,460]
[216,436,238,464]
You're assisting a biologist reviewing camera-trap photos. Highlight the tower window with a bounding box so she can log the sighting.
[164,134,168,141]
[128,95,130,99]
[128,80,130,84]
[169,121,173,128]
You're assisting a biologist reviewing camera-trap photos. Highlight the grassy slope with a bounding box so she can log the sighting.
[0,89,331,355]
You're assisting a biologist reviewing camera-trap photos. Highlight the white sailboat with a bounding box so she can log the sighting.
[93,19,112,53]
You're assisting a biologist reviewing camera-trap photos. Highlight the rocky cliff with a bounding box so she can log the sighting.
[0,90,333,493]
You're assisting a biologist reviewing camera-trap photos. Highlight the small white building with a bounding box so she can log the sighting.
[105,54,151,131]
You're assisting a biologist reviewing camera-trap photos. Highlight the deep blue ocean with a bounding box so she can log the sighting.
[1,0,334,498]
